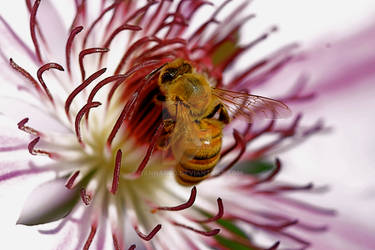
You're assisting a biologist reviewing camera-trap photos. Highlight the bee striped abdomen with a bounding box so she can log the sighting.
[175,119,223,186]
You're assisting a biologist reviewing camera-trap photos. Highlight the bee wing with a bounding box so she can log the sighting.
[212,88,291,122]
[169,102,202,162]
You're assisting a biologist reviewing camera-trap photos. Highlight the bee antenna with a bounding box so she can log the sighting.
[145,62,167,80]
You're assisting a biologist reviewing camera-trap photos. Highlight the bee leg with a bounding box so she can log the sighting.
[157,119,175,150]
[218,104,230,124]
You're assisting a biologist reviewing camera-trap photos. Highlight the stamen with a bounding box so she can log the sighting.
[85,74,128,121]
[70,1,87,31]
[272,196,336,216]
[221,26,278,72]
[107,60,160,102]
[245,120,275,142]
[106,93,137,147]
[125,121,164,179]
[133,38,186,64]
[280,75,315,103]
[0,16,37,63]
[245,55,295,90]
[194,198,223,223]
[153,16,188,37]
[65,26,84,74]
[256,183,314,194]
[123,1,158,24]
[104,24,142,48]
[245,158,281,187]
[112,234,120,250]
[100,24,142,65]
[37,63,64,104]
[172,222,220,237]
[30,0,42,63]
[297,223,328,232]
[128,245,136,250]
[278,113,302,137]
[18,118,41,136]
[143,0,170,32]
[87,60,156,108]
[228,59,268,89]
[83,223,97,250]
[65,170,80,189]
[188,0,230,44]
[211,129,246,178]
[134,224,162,241]
[79,48,109,81]
[28,137,57,158]
[110,149,122,195]
[80,188,91,205]
[75,101,102,147]
[114,36,160,74]
[65,68,106,120]
[153,186,196,213]
[82,1,120,50]
[267,241,280,250]
[9,58,42,93]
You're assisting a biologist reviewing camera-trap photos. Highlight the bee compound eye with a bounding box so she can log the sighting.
[161,72,173,83]
[161,68,178,83]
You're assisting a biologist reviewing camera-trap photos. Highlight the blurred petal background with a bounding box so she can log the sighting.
[1,0,375,249]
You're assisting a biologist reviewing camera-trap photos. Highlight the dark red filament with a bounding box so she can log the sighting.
[103,24,142,48]
[83,223,97,250]
[82,1,120,50]
[128,245,136,250]
[65,68,106,120]
[87,60,156,108]
[125,121,164,179]
[37,63,64,104]
[106,93,137,147]
[237,158,282,189]
[30,0,42,63]
[18,118,41,136]
[84,75,129,122]
[112,234,120,250]
[66,26,84,74]
[27,137,40,155]
[114,36,160,74]
[75,101,102,146]
[251,158,282,187]
[172,222,220,237]
[267,241,280,250]
[111,149,122,194]
[79,48,109,81]
[9,58,42,93]
[100,24,142,65]
[107,60,160,103]
[194,198,223,223]
[65,170,80,189]
[80,188,91,205]
[134,224,162,241]
[255,183,314,195]
[154,186,196,212]
[211,129,246,178]
[28,137,56,158]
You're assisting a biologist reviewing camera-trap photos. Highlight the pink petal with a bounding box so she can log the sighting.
[17,178,78,226]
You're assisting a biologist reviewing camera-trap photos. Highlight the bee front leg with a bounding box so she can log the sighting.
[218,104,230,124]
[157,119,175,150]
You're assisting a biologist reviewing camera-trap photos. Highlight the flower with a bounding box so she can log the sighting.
[1,0,375,250]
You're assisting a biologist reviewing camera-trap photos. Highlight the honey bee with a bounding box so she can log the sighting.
[156,59,290,186]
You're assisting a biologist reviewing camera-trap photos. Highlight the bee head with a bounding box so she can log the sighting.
[159,59,193,86]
